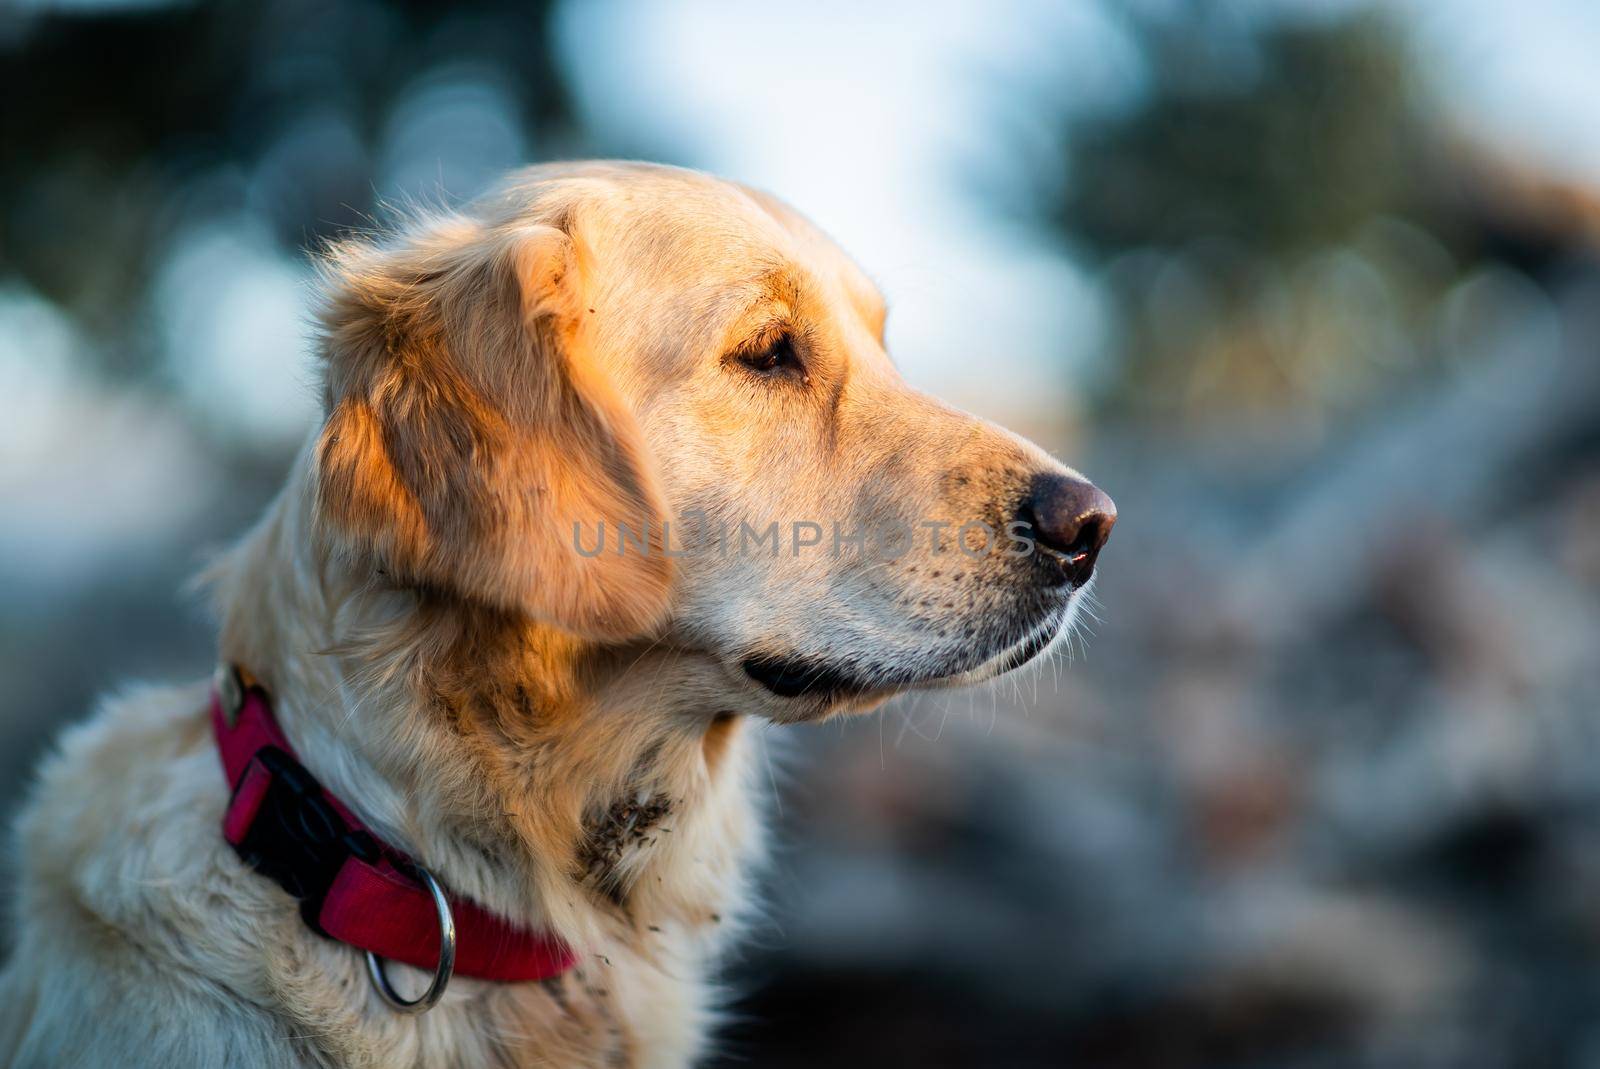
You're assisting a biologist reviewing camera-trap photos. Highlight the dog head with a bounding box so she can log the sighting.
[314,162,1114,721]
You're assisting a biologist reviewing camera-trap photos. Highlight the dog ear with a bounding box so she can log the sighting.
[313,215,672,640]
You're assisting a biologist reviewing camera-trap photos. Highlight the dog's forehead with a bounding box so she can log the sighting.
[561,170,884,319]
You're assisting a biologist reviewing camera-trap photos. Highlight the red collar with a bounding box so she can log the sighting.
[210,665,576,987]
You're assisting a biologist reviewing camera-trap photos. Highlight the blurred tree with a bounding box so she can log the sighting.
[1063,12,1413,259]
[0,0,573,381]
[1023,6,1532,426]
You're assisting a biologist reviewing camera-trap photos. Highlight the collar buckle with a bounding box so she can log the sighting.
[229,745,379,935]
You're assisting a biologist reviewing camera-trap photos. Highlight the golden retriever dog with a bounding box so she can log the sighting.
[0,161,1114,1067]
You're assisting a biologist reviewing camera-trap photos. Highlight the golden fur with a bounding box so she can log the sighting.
[0,162,1097,1067]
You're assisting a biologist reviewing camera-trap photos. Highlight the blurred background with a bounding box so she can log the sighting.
[4,0,1600,1064]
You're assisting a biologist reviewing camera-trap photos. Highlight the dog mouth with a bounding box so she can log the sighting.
[740,607,1069,702]
[739,656,872,700]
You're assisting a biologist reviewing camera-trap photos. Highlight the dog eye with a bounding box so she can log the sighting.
[738,334,802,376]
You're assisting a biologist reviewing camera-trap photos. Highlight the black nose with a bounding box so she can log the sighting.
[1018,473,1117,587]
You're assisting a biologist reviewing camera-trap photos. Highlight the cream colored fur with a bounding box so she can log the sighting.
[0,162,1092,1067]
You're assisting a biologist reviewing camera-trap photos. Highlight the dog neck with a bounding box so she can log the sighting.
[207,455,758,950]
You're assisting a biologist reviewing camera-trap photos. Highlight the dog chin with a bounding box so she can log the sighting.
[928,600,1076,689]
[738,594,1078,717]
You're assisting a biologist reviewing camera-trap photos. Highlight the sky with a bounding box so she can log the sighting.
[1402,0,1600,185]
[554,0,1124,431]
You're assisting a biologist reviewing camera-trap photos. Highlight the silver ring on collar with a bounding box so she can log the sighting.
[364,866,456,1014]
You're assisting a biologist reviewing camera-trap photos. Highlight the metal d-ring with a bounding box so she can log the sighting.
[364,866,457,1014]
